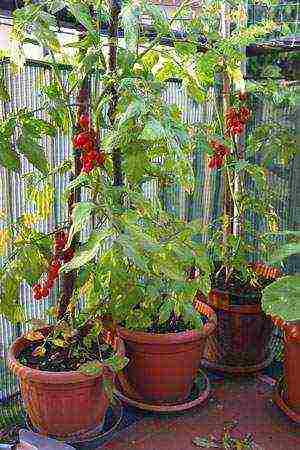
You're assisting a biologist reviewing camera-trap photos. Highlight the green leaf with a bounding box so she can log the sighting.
[61,229,114,272]
[142,50,159,69]
[118,98,146,128]
[78,360,103,376]
[244,164,266,189]
[66,173,90,193]
[104,355,129,373]
[262,275,300,321]
[270,242,300,263]
[158,300,173,324]
[67,202,97,245]
[183,302,204,329]
[174,42,197,57]
[17,134,49,174]
[121,2,140,52]
[66,2,95,34]
[0,76,10,102]
[0,140,20,171]
[46,0,66,14]
[142,2,170,35]
[140,118,165,141]
[20,246,48,286]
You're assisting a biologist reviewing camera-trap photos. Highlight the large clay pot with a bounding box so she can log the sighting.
[202,289,275,373]
[283,321,300,412]
[117,298,216,404]
[7,328,125,439]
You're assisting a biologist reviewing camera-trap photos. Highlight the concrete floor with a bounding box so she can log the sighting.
[100,377,300,450]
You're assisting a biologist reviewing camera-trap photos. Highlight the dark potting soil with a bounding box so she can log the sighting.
[146,312,208,334]
[18,338,114,372]
[211,265,276,302]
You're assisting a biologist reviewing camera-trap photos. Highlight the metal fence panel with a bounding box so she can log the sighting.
[0,60,297,402]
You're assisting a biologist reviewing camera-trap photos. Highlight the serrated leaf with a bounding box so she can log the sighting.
[78,360,103,376]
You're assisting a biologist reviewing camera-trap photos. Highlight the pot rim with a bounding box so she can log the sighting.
[117,299,217,345]
[7,327,125,384]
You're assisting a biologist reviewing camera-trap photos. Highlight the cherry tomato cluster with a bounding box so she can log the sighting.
[208,140,230,170]
[225,106,251,137]
[33,231,74,301]
[73,114,106,174]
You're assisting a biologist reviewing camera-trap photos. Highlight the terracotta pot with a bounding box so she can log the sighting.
[282,321,300,412]
[7,328,125,439]
[117,298,216,404]
[202,289,275,373]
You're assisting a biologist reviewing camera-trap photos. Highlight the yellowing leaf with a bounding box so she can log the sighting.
[32,346,46,357]
[25,330,45,341]
[227,67,245,92]
[26,183,54,219]
[0,209,6,220]
[52,338,66,347]
[0,229,10,256]
[21,213,39,227]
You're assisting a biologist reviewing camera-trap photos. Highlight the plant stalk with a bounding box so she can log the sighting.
[108,0,123,188]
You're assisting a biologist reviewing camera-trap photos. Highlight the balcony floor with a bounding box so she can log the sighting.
[99,376,300,450]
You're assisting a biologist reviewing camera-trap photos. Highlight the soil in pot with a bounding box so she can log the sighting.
[117,299,216,405]
[7,328,125,439]
[18,332,113,372]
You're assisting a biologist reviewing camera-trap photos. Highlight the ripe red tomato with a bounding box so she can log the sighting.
[79,114,90,129]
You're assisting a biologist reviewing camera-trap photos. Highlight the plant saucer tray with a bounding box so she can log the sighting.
[201,353,274,374]
[273,378,300,424]
[114,372,211,413]
[26,397,123,445]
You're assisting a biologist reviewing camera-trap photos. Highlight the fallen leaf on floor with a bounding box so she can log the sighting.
[192,436,220,448]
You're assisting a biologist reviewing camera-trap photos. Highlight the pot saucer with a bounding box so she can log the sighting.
[273,378,300,424]
[26,397,123,444]
[201,353,274,374]
[115,372,211,412]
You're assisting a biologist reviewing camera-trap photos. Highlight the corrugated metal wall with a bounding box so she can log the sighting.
[0,60,297,401]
